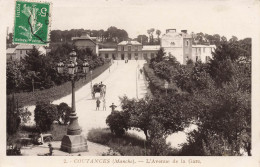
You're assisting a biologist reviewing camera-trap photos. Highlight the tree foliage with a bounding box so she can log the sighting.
[50,27,128,43]
[106,110,128,137]
[57,102,72,125]
[34,101,58,132]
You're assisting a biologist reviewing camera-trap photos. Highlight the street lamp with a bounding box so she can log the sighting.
[57,49,88,153]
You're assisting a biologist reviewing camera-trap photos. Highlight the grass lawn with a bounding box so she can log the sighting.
[87,128,150,156]
[10,63,110,107]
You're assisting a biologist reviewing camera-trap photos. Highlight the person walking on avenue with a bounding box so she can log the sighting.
[109,103,117,112]
[103,98,106,111]
[96,98,101,110]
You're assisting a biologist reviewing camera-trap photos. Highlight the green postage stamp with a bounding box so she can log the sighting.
[13,0,52,46]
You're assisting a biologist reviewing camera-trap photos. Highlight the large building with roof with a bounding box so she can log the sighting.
[98,40,160,60]
[72,32,99,55]
[72,29,216,64]
[6,45,46,62]
[161,29,216,64]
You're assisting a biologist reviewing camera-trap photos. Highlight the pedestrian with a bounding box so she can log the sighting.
[48,143,53,156]
[109,103,117,112]
[96,98,101,110]
[139,68,143,75]
[103,98,106,111]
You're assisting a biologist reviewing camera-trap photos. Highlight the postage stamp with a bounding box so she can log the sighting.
[13,0,52,46]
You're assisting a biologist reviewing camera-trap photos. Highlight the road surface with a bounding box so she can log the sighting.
[24,60,195,149]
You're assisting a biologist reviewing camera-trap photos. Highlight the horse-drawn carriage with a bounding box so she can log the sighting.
[92,83,106,98]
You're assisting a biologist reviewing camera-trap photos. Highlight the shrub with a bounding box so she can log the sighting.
[88,128,151,156]
[106,111,128,137]
[57,102,72,124]
[34,101,58,132]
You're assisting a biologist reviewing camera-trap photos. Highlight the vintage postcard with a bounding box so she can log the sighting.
[0,0,260,167]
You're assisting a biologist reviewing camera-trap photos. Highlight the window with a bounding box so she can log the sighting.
[105,53,109,58]
[128,46,131,51]
[122,46,124,51]
[118,46,121,51]
[135,46,138,51]
[143,53,148,59]
[20,50,22,54]
[186,40,189,46]
[171,42,175,46]
[203,48,205,53]
[134,53,138,59]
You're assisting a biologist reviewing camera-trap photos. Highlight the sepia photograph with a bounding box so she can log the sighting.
[1,0,260,166]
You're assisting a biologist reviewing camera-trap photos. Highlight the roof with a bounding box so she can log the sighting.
[6,48,16,54]
[142,45,160,51]
[162,31,192,39]
[99,48,116,52]
[71,34,96,44]
[15,45,43,50]
[192,45,216,48]
[15,45,34,50]
[118,40,142,46]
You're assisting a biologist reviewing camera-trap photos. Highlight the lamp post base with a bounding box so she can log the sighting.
[60,135,88,153]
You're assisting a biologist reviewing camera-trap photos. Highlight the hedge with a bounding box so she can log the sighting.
[143,63,181,94]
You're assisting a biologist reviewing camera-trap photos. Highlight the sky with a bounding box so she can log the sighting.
[1,0,260,40]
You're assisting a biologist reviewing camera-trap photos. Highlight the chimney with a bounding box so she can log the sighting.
[181,30,187,34]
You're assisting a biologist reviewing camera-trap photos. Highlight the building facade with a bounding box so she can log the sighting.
[72,32,99,55]
[7,45,46,62]
[117,41,143,60]
[161,29,216,64]
[192,45,216,63]
[161,29,193,64]
[73,29,216,64]
[99,40,160,60]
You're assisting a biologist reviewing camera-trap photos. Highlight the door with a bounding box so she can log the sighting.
[121,54,124,60]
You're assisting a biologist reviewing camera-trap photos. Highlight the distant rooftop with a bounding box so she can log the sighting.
[15,45,42,50]
[118,40,142,46]
[71,31,97,43]
[6,48,16,54]
[99,48,116,52]
[192,45,216,48]
[142,45,160,51]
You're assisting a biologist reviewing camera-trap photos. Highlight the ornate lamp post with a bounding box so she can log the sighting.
[57,49,88,153]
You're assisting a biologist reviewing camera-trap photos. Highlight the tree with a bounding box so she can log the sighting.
[34,101,58,132]
[191,82,251,155]
[106,110,128,136]
[147,28,155,44]
[7,61,24,94]
[154,48,165,62]
[229,35,238,43]
[156,29,161,44]
[208,42,239,86]
[57,102,72,125]
[7,95,31,135]
[7,95,21,135]
[136,35,148,44]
